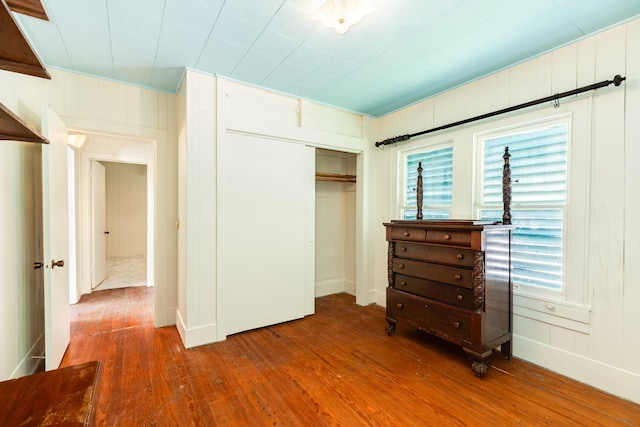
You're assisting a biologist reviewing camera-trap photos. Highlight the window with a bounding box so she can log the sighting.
[478,122,568,293]
[401,146,453,219]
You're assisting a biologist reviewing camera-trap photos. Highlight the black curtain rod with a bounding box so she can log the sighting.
[374,74,626,148]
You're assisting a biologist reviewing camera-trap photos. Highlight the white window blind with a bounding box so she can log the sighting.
[479,124,568,291]
[403,147,452,219]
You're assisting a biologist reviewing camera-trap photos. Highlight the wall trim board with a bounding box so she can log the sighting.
[11,333,44,379]
[513,335,640,404]
[176,309,220,349]
[315,279,346,297]
[225,116,366,154]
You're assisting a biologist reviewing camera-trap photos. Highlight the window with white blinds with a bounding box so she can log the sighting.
[478,123,568,292]
[402,146,453,220]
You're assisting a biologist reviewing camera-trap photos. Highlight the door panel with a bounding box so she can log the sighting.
[41,104,70,371]
[218,134,314,337]
[91,160,106,288]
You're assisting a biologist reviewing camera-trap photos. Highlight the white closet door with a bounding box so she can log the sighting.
[218,134,314,337]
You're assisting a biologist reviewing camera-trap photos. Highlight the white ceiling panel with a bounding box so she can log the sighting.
[10,0,640,116]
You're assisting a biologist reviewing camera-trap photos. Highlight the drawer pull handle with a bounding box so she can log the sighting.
[456,294,463,301]
[399,281,407,286]
[403,231,410,236]
[456,254,463,260]
[452,321,461,329]
[444,234,451,240]
[400,247,407,252]
[399,264,405,269]
[454,274,462,280]
[396,303,404,309]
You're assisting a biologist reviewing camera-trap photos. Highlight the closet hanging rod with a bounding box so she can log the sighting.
[374,74,626,148]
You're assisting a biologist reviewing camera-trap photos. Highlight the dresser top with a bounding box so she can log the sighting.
[384,219,506,230]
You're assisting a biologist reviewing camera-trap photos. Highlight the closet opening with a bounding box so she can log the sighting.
[315,148,357,298]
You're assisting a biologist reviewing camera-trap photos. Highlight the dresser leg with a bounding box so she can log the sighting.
[471,360,488,377]
[501,340,512,360]
[464,348,493,377]
[385,317,397,336]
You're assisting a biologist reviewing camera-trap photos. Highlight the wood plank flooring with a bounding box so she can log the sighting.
[62,288,640,426]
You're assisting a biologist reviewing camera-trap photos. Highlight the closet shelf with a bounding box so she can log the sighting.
[6,0,48,20]
[1,0,50,79]
[0,102,49,144]
[316,172,356,183]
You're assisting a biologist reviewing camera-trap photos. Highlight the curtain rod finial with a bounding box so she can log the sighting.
[613,75,626,86]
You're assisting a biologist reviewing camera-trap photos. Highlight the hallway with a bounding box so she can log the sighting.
[93,255,147,292]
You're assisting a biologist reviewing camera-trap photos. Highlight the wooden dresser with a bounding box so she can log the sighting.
[384,219,513,376]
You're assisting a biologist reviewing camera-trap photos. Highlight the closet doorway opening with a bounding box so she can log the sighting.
[315,148,357,299]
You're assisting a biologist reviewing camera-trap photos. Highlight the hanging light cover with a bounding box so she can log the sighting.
[311,0,375,34]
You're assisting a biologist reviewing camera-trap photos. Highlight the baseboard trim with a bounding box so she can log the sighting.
[514,335,640,404]
[175,310,220,349]
[11,333,45,379]
[315,279,345,297]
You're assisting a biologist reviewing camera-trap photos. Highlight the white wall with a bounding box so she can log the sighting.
[0,68,177,380]
[315,149,357,297]
[373,19,640,403]
[104,162,147,258]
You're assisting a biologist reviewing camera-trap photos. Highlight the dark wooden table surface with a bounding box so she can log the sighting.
[0,361,101,426]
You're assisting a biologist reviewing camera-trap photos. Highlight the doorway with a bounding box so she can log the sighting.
[92,161,148,292]
[315,148,357,298]
[74,131,155,315]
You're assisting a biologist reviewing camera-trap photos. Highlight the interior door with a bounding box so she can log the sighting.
[91,160,106,288]
[218,134,315,337]
[41,104,70,371]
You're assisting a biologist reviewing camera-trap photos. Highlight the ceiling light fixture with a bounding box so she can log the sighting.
[311,0,375,35]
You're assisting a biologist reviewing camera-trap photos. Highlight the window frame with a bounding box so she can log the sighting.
[398,141,453,220]
[473,112,592,333]
[475,118,570,300]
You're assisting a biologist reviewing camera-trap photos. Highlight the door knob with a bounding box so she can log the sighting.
[104,231,110,234]
[33,262,43,269]
[51,259,65,269]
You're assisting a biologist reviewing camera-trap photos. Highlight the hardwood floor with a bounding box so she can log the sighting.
[62,288,640,426]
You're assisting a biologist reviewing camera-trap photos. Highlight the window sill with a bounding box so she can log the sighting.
[513,292,592,334]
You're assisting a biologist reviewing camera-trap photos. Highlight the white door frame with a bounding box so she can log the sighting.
[90,160,107,289]
[71,134,155,328]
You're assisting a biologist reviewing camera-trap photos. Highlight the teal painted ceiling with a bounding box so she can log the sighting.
[14,0,640,117]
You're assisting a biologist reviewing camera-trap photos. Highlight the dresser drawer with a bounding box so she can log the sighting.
[394,243,476,268]
[394,274,475,309]
[388,227,426,242]
[392,258,473,289]
[387,288,472,344]
[426,229,472,247]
